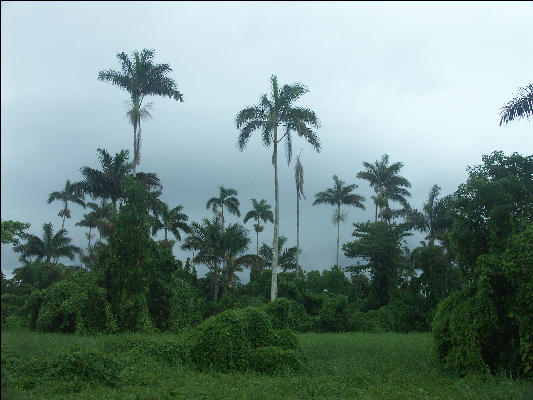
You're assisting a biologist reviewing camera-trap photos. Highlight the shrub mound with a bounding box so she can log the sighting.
[190,306,304,373]
[52,348,119,386]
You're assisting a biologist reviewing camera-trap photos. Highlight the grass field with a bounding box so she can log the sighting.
[2,329,532,400]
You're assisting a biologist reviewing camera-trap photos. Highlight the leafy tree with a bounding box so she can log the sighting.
[499,83,533,126]
[344,222,410,309]
[447,151,533,279]
[313,175,365,266]
[243,198,274,255]
[294,155,305,277]
[206,186,240,228]
[151,202,191,250]
[47,179,86,230]
[356,154,411,222]
[1,220,30,245]
[259,235,297,273]
[98,49,183,176]
[13,223,81,265]
[236,74,320,301]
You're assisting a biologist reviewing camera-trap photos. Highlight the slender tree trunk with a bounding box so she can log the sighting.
[164,228,168,241]
[256,228,259,256]
[296,193,300,278]
[271,126,279,301]
[88,226,92,250]
[212,260,218,303]
[336,204,340,266]
[61,201,67,230]
[375,202,378,222]
[133,120,137,178]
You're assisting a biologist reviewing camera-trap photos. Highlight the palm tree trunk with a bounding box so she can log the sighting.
[336,204,340,266]
[256,228,259,256]
[61,201,68,230]
[271,126,279,302]
[296,193,300,278]
[133,119,138,178]
[88,227,92,250]
[375,202,378,222]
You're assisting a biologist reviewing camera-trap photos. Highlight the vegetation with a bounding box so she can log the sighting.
[499,82,533,126]
[2,49,532,398]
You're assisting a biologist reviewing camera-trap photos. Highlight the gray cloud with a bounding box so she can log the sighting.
[2,2,532,278]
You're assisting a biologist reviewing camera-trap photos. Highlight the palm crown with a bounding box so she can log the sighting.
[499,83,533,126]
[206,186,240,227]
[152,202,191,245]
[13,222,81,264]
[357,154,411,222]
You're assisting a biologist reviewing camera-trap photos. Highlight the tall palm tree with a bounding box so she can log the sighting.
[206,186,240,229]
[356,154,411,222]
[313,175,365,266]
[243,198,274,255]
[98,49,184,177]
[294,155,305,277]
[236,74,321,301]
[151,202,191,250]
[48,180,86,230]
[499,83,533,126]
[13,222,81,265]
[80,148,132,217]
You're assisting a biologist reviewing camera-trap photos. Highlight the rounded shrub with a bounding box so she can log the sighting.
[316,294,349,332]
[190,306,304,373]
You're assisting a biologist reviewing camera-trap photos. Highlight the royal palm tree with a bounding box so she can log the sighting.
[236,74,321,301]
[356,154,411,222]
[313,175,365,266]
[499,83,533,126]
[98,49,184,177]
[48,180,86,230]
[206,186,240,229]
[243,198,274,255]
[151,202,191,250]
[294,155,305,277]
[13,222,81,265]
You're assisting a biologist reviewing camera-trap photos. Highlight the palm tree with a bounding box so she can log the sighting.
[313,175,365,266]
[259,235,298,273]
[294,155,305,277]
[236,74,321,301]
[243,198,274,255]
[47,180,86,230]
[499,83,533,126]
[356,154,411,222]
[182,218,224,302]
[76,203,98,250]
[13,222,81,265]
[151,202,191,250]
[98,49,184,177]
[80,148,132,217]
[206,186,240,229]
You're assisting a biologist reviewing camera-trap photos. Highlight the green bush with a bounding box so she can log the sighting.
[248,346,305,374]
[51,348,119,386]
[20,271,117,334]
[316,294,349,332]
[189,306,304,373]
[1,294,26,324]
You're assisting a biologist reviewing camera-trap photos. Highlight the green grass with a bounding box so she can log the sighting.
[2,329,532,399]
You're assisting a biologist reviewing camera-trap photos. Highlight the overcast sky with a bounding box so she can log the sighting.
[2,1,532,280]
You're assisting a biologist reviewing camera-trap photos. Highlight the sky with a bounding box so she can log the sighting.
[2,1,532,280]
